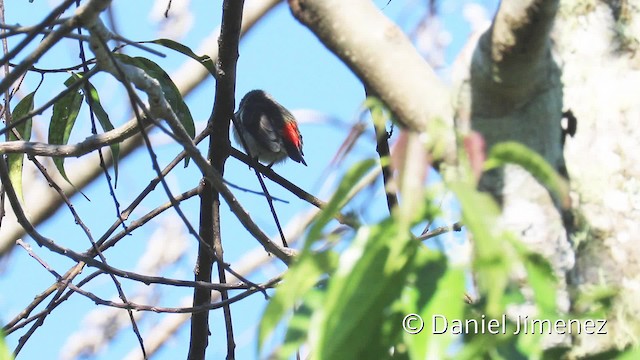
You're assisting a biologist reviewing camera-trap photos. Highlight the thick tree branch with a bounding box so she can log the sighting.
[190,0,244,359]
[469,0,563,167]
[288,0,452,133]
[474,0,560,113]
[462,1,573,351]
[491,0,559,62]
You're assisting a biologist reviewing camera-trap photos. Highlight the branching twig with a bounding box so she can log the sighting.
[0,0,75,71]
[0,3,297,359]
[75,22,147,359]
[0,22,164,57]
[13,244,281,316]
[417,221,463,241]
[124,208,315,359]
[230,148,360,228]
[80,12,295,265]
[0,66,98,138]
[366,88,399,213]
[0,0,281,258]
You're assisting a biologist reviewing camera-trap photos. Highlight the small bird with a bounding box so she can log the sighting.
[233,90,307,166]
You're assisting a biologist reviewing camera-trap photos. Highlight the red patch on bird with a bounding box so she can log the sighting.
[283,122,301,149]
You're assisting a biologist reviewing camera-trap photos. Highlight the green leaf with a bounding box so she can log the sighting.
[49,78,84,184]
[306,159,375,246]
[1,329,13,360]
[276,289,322,359]
[449,181,509,317]
[83,78,120,186]
[114,54,195,139]
[511,239,557,318]
[8,91,35,201]
[311,217,418,359]
[610,347,640,360]
[572,285,617,320]
[144,38,216,76]
[402,250,466,360]
[114,54,195,166]
[258,159,375,356]
[258,250,337,354]
[484,141,570,209]
[363,96,392,128]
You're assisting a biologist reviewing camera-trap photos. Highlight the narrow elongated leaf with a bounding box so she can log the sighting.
[140,39,213,167]
[510,238,557,318]
[258,251,337,353]
[484,141,570,209]
[401,250,465,360]
[306,159,375,245]
[84,78,120,185]
[524,260,556,314]
[0,329,13,360]
[449,181,509,317]
[258,159,374,355]
[114,54,195,140]
[8,91,35,201]
[66,73,121,185]
[144,38,216,76]
[276,286,324,359]
[49,77,84,183]
[312,218,418,359]
[114,54,195,166]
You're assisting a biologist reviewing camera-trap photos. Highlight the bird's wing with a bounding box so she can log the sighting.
[246,113,281,153]
[282,122,306,165]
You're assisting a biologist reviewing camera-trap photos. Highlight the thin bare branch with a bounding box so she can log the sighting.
[0,0,281,257]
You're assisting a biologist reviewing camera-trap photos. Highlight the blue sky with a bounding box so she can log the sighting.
[0,1,498,359]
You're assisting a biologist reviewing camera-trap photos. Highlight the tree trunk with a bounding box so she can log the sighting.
[457,0,640,355]
[555,0,640,355]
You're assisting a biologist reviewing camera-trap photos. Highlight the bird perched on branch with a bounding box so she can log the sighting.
[233,89,307,167]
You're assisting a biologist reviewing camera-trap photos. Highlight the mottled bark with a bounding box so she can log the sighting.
[457,0,640,355]
[454,0,573,349]
[554,0,640,355]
